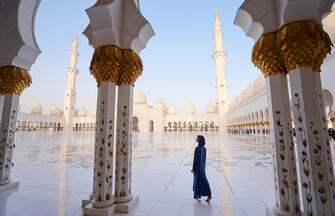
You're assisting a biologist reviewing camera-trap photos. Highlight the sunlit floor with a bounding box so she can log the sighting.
[0,131,279,216]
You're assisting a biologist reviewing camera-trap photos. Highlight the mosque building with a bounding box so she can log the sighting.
[16,9,335,134]
[3,2,335,215]
[16,11,229,133]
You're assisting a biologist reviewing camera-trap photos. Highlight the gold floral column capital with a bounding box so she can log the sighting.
[252,32,287,77]
[278,20,333,72]
[0,66,31,95]
[90,46,143,87]
[90,45,122,87]
[118,50,143,86]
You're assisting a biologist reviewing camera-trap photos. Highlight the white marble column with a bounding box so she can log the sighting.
[314,73,335,209]
[91,82,117,208]
[289,67,335,215]
[314,72,335,209]
[115,85,138,210]
[0,94,20,191]
[265,74,300,215]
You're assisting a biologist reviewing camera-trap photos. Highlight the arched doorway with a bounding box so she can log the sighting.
[132,117,139,132]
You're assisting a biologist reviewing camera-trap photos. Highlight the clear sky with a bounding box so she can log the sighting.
[20,0,261,115]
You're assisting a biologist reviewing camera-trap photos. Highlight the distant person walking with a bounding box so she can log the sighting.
[191,135,212,201]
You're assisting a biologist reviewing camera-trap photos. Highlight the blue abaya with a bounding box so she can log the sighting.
[193,135,212,198]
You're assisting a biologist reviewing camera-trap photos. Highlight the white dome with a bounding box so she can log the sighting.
[166,105,176,114]
[49,106,62,116]
[92,108,97,115]
[186,104,196,114]
[30,103,43,114]
[134,91,147,104]
[206,103,216,114]
[78,108,87,117]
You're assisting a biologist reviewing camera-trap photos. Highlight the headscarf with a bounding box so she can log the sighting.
[197,135,205,147]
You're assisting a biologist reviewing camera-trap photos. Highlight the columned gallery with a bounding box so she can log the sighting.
[1,0,335,216]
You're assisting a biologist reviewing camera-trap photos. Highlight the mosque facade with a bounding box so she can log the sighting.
[16,10,335,134]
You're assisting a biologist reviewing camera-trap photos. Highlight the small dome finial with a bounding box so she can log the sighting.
[74,33,78,42]
[215,9,219,19]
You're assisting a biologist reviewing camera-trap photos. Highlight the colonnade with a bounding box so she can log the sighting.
[235,1,335,215]
[227,109,270,135]
[164,121,218,132]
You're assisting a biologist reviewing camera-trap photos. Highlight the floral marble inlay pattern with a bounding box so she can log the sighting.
[116,105,132,198]
[0,109,17,184]
[273,110,299,212]
[317,93,335,206]
[294,93,314,214]
[94,99,114,202]
[293,92,334,215]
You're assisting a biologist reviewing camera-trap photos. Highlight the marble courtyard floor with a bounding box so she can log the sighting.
[0,131,280,216]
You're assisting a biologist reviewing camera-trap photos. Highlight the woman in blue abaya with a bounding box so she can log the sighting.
[191,135,212,201]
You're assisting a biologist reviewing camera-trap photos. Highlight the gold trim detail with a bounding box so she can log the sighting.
[278,20,332,72]
[89,45,143,87]
[119,50,143,86]
[0,66,31,95]
[252,33,287,77]
[90,45,122,86]
[252,20,332,77]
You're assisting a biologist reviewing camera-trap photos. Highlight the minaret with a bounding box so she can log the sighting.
[212,10,229,131]
[64,34,79,130]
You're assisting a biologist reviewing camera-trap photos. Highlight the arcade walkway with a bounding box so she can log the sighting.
[0,132,280,215]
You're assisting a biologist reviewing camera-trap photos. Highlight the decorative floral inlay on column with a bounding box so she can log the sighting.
[293,93,315,215]
[116,105,131,197]
[94,99,114,202]
[274,111,299,212]
[317,92,335,204]
[0,109,17,183]
[104,118,114,201]
[95,100,105,201]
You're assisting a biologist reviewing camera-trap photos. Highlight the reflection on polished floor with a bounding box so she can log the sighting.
[0,132,278,216]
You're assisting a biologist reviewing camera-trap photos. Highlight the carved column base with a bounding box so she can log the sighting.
[93,199,115,208]
[115,194,133,203]
[0,180,19,192]
[266,206,302,216]
[81,196,93,207]
[83,195,139,216]
[83,203,116,216]
[116,194,139,213]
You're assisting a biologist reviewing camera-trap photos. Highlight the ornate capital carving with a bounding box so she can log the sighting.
[278,20,332,72]
[90,45,122,86]
[252,32,287,77]
[119,50,143,86]
[0,66,31,95]
[89,45,143,87]
[252,20,332,77]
